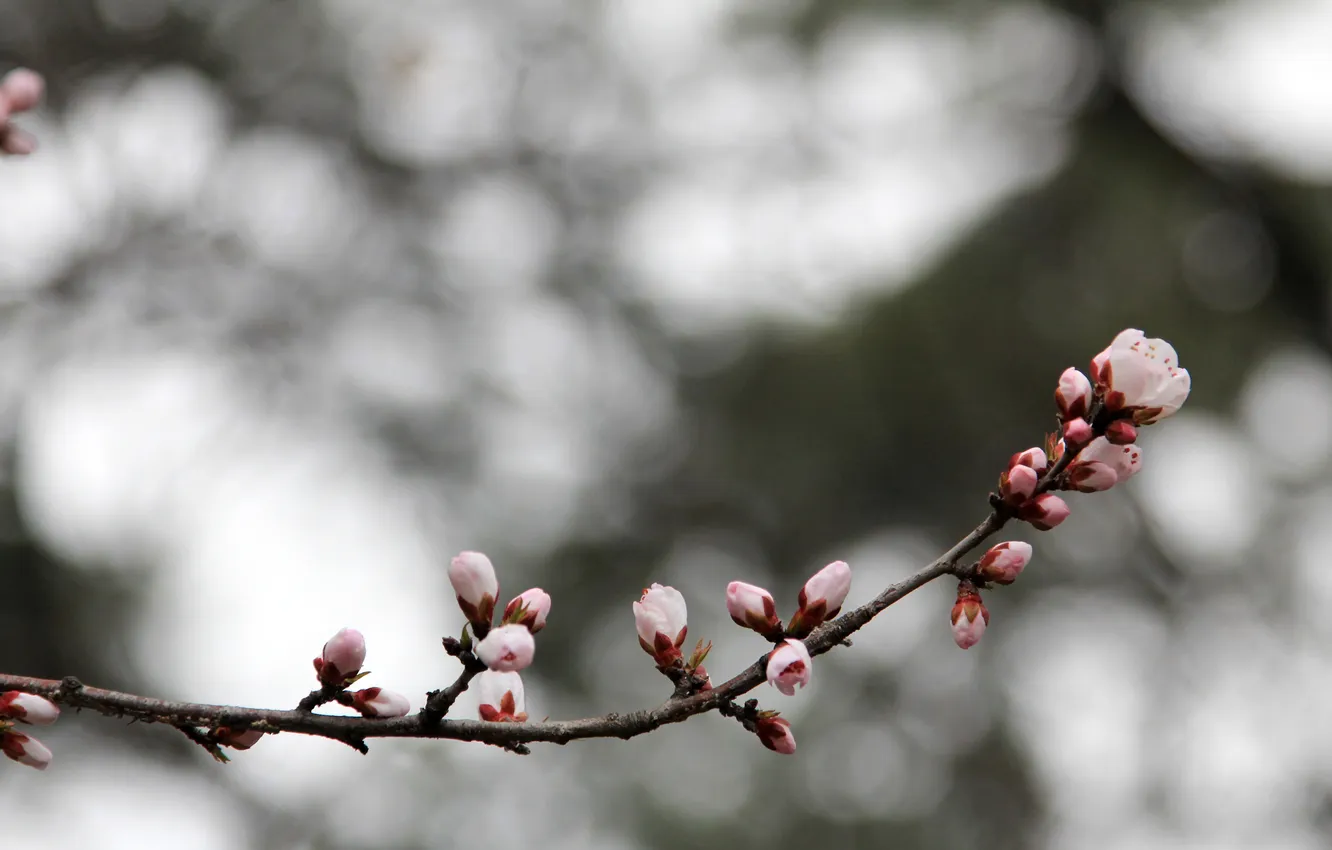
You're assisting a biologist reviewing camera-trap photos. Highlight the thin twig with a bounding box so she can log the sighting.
[0,507,1023,752]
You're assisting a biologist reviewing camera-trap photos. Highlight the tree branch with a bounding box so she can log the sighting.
[0,494,1034,753]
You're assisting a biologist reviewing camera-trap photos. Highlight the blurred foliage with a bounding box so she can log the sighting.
[2,0,1331,848]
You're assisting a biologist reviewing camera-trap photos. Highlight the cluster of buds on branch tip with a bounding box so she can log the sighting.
[447,551,550,719]
[957,328,1190,649]
[714,560,853,752]
[1,691,60,769]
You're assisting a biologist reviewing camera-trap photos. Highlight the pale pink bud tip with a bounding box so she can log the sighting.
[1,730,52,769]
[788,560,852,637]
[449,551,500,627]
[766,639,813,696]
[1095,329,1190,424]
[477,670,528,722]
[0,691,60,725]
[726,581,781,637]
[476,623,536,672]
[1,69,45,113]
[351,687,411,718]
[1001,463,1039,506]
[317,627,367,686]
[1055,368,1093,421]
[1017,493,1070,530]
[503,588,552,633]
[634,583,688,665]
[950,582,989,650]
[1063,418,1094,449]
[977,541,1033,585]
[1010,447,1048,473]
[756,714,796,755]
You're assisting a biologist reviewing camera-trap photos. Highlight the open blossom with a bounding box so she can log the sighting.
[766,639,812,696]
[0,68,44,156]
[476,623,536,672]
[477,670,527,722]
[977,541,1032,585]
[0,692,60,725]
[503,588,551,633]
[951,582,989,649]
[350,688,411,718]
[726,581,781,638]
[634,583,688,666]
[1056,367,1093,421]
[1091,329,1191,424]
[449,551,499,629]
[1,730,52,769]
[787,560,852,638]
[1017,493,1070,530]
[315,628,366,686]
[1069,437,1142,493]
[755,713,796,755]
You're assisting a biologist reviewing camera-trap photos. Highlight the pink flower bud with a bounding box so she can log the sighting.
[213,727,265,750]
[633,583,688,666]
[726,581,782,638]
[1063,417,1094,449]
[755,713,796,755]
[0,692,60,725]
[314,627,366,687]
[476,623,536,672]
[1105,420,1138,445]
[1055,367,1093,421]
[977,541,1032,585]
[449,551,500,629]
[1,69,45,113]
[502,588,551,633]
[950,582,988,649]
[350,687,411,718]
[1017,493,1070,530]
[1095,329,1190,424]
[476,670,527,722]
[1009,447,1048,473]
[1,730,52,769]
[787,560,852,638]
[1068,460,1117,493]
[1001,463,1039,505]
[766,639,812,696]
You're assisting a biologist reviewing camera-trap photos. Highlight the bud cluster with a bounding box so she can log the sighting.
[959,329,1189,650]
[1,691,60,770]
[448,551,551,722]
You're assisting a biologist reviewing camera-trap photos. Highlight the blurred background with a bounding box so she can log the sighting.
[0,0,1329,847]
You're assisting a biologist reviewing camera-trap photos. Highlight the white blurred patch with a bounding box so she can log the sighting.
[201,129,365,274]
[0,747,252,849]
[431,175,560,295]
[1238,348,1332,483]
[800,721,948,821]
[1134,413,1270,573]
[66,67,228,217]
[1001,591,1165,826]
[1126,0,1332,179]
